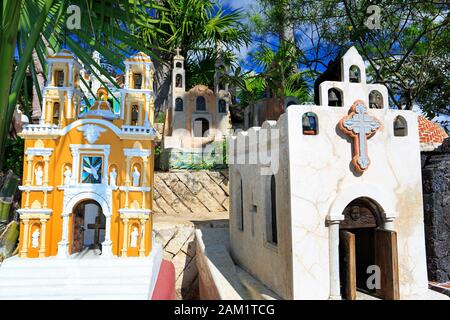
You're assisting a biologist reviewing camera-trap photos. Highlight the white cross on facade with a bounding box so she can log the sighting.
[339,101,381,173]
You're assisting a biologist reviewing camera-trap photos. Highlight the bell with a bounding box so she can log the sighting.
[349,67,360,83]
[328,89,341,106]
[302,115,311,128]
[394,117,406,129]
[369,92,383,109]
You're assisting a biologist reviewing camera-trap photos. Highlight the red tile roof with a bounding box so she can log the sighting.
[418,116,448,150]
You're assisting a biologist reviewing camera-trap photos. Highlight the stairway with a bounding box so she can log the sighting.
[0,244,163,300]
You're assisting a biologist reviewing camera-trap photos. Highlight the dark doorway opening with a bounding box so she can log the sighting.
[339,197,399,300]
[72,200,105,254]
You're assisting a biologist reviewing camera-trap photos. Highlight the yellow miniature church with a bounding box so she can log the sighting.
[17,50,157,258]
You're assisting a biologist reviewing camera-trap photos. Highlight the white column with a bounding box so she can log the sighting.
[121,217,129,257]
[139,219,146,257]
[57,212,70,258]
[101,215,113,258]
[47,63,52,85]
[39,218,47,258]
[20,218,30,258]
[67,91,73,119]
[40,96,47,124]
[68,62,74,86]
[328,220,341,300]
[125,65,130,88]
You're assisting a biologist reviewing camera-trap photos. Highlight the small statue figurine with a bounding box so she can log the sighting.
[64,166,72,185]
[31,229,40,248]
[132,166,140,187]
[130,227,139,248]
[109,167,117,187]
[34,165,43,186]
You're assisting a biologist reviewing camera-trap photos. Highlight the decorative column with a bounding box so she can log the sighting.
[67,91,73,120]
[328,220,341,300]
[101,215,113,258]
[139,219,146,257]
[20,218,30,258]
[125,157,131,208]
[47,63,52,85]
[144,93,150,126]
[125,65,130,88]
[40,96,47,125]
[43,155,50,186]
[25,155,34,186]
[121,217,129,257]
[39,218,47,257]
[57,212,70,258]
[141,157,148,187]
[68,62,74,86]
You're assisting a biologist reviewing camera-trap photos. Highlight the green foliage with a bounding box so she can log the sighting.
[3,138,24,177]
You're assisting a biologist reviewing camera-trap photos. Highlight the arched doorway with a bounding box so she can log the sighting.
[72,200,106,254]
[193,117,210,137]
[339,197,399,300]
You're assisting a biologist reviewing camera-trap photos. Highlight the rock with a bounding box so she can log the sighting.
[165,227,194,255]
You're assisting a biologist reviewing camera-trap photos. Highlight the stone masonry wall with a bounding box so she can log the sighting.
[153,171,229,215]
[421,138,450,283]
[154,220,229,299]
[152,170,230,299]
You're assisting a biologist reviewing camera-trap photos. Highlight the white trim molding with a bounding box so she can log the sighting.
[19,186,54,192]
[70,144,110,186]
[20,118,158,140]
[118,186,151,192]
[123,148,151,158]
[17,209,52,216]
[118,208,152,216]
[25,148,53,157]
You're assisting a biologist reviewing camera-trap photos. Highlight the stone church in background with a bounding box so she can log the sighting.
[160,49,232,169]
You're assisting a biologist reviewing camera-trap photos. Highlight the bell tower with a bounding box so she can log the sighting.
[40,49,82,127]
[121,52,155,126]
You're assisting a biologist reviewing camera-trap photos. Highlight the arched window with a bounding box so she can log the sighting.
[236,173,244,231]
[53,102,60,125]
[349,65,361,83]
[267,175,278,244]
[369,90,384,109]
[131,105,139,125]
[393,115,408,136]
[328,88,343,107]
[176,62,182,68]
[175,98,183,112]
[193,117,209,137]
[302,112,319,135]
[218,99,226,113]
[175,74,183,88]
[56,70,65,87]
[133,73,142,89]
[196,96,206,111]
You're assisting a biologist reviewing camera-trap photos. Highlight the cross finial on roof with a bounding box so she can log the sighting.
[176,47,181,56]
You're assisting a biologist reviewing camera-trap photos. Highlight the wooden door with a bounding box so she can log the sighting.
[375,229,400,300]
[340,230,356,300]
[72,204,85,253]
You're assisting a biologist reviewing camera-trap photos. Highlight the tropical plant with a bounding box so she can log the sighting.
[136,0,251,113]
[250,0,450,117]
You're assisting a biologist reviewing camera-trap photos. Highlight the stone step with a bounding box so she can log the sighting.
[0,245,164,300]
[0,275,150,287]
